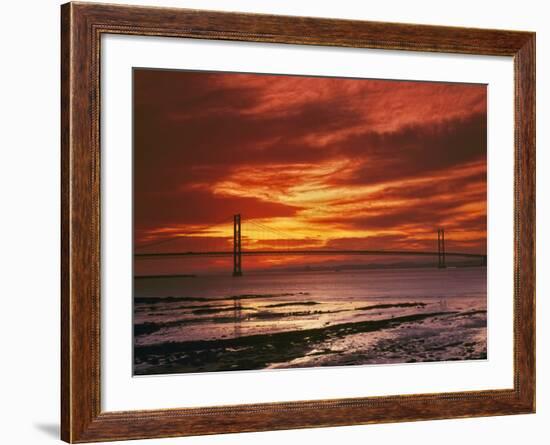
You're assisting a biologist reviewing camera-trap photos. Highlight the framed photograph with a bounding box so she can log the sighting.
[61,2,535,442]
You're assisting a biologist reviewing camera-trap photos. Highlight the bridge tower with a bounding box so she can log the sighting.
[437,228,447,269]
[233,214,242,276]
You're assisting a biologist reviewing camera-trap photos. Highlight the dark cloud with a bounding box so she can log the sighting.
[135,188,301,234]
[365,169,486,202]
[330,112,486,186]
[134,69,485,191]
[316,196,485,231]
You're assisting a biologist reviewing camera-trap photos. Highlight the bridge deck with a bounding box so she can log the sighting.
[135,250,485,259]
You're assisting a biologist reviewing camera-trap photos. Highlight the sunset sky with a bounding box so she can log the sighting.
[133,69,487,273]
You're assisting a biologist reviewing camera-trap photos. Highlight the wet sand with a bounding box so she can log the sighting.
[134,294,486,375]
[133,268,487,375]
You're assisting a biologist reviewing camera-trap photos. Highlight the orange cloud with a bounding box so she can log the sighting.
[133,69,487,274]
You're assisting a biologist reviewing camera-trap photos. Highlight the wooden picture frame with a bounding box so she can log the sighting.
[61,2,535,442]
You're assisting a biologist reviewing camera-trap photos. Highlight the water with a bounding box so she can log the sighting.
[134,267,487,375]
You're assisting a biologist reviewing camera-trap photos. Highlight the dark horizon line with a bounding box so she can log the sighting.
[133,261,487,279]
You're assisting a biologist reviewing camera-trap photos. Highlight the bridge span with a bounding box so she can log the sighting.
[134,214,486,276]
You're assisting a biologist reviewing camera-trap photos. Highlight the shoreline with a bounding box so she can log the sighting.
[134,263,487,280]
[134,309,486,375]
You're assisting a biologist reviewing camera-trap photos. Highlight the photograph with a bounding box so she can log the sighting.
[132,69,488,376]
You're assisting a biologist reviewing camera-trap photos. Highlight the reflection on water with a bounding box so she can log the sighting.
[133,267,487,375]
[233,297,242,338]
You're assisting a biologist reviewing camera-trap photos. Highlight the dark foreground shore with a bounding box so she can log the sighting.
[134,307,486,375]
[133,268,487,375]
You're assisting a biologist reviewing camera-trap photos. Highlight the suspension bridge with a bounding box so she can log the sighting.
[135,214,486,276]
